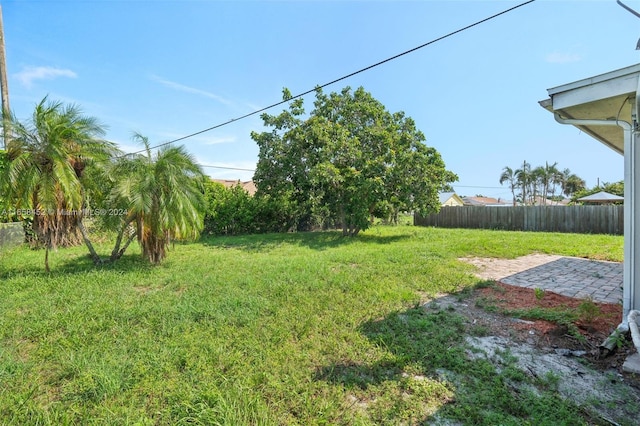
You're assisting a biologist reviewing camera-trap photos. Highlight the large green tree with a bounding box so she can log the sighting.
[251,87,457,236]
[1,98,117,271]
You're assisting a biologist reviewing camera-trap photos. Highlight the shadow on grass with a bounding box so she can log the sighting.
[59,252,155,273]
[199,230,411,252]
[313,305,466,423]
[314,297,598,425]
[314,306,467,389]
[0,247,154,279]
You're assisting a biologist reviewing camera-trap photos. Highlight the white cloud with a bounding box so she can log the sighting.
[150,75,231,105]
[14,66,77,88]
[545,51,582,64]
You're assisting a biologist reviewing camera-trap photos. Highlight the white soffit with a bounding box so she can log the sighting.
[539,63,640,155]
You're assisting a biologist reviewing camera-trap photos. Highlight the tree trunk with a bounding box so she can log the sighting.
[32,212,82,248]
[113,231,136,261]
[44,245,50,273]
[339,205,348,236]
[110,218,134,260]
[110,221,136,262]
[78,219,102,265]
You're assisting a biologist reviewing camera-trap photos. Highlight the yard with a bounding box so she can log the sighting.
[0,226,635,425]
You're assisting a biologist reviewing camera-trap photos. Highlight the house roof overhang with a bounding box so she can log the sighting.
[539,63,640,155]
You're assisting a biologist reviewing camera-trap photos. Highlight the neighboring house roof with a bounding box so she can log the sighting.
[241,180,257,195]
[577,191,623,204]
[529,196,570,206]
[462,196,508,206]
[211,179,257,196]
[439,192,464,206]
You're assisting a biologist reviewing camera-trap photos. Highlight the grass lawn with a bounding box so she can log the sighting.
[0,225,624,424]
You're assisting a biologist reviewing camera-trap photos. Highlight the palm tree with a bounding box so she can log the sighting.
[530,166,542,205]
[549,165,564,200]
[559,168,570,197]
[109,134,205,264]
[563,172,587,198]
[514,161,531,205]
[499,166,517,206]
[534,161,559,205]
[1,97,116,271]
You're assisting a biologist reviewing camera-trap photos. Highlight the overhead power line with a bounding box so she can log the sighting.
[199,163,255,172]
[125,0,536,157]
[453,185,506,189]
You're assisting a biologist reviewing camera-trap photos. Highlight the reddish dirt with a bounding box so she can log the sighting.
[462,281,639,383]
[479,282,621,335]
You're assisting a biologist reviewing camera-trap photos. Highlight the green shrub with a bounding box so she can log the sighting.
[203,181,251,235]
[203,181,296,236]
[251,193,297,233]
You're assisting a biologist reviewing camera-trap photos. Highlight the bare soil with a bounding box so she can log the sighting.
[473,282,633,370]
[425,277,640,424]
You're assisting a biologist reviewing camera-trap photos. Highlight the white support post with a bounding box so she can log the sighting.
[624,112,640,322]
[553,112,635,323]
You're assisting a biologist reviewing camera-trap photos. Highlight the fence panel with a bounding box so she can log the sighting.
[414,205,624,235]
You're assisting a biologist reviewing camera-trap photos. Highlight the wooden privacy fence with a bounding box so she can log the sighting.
[414,205,624,235]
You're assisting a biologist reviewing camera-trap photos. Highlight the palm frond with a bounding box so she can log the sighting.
[2,96,111,251]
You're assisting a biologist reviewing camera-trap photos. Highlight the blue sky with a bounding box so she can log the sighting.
[3,0,639,200]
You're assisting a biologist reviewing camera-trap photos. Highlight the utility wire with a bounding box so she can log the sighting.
[453,185,507,189]
[199,163,255,172]
[124,0,536,157]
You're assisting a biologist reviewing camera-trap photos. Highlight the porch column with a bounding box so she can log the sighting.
[624,116,640,321]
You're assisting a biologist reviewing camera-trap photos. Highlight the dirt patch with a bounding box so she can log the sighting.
[475,282,625,357]
[424,274,640,424]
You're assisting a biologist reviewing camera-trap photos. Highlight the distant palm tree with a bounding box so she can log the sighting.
[109,134,205,264]
[534,161,559,205]
[515,161,531,205]
[563,172,587,198]
[1,98,116,271]
[499,166,517,206]
[549,164,564,200]
[559,168,570,197]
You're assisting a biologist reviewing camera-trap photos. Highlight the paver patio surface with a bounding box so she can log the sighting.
[460,254,623,305]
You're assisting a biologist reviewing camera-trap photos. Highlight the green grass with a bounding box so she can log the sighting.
[0,226,624,424]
